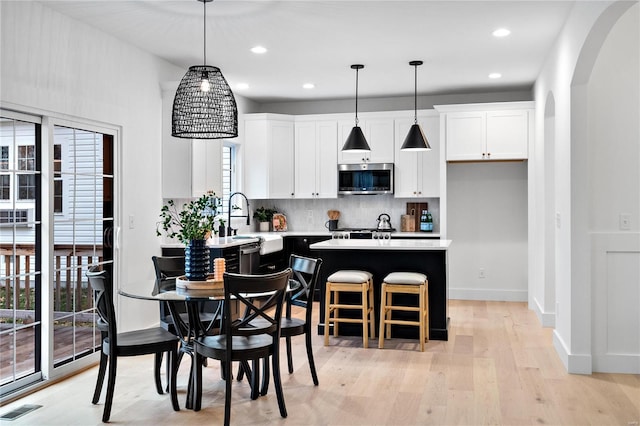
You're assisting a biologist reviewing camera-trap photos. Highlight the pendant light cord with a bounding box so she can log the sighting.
[413,64,418,124]
[203,0,207,65]
[355,67,359,126]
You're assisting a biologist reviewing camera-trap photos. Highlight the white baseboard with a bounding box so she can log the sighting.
[532,297,556,327]
[593,354,640,374]
[553,330,592,374]
[449,287,527,302]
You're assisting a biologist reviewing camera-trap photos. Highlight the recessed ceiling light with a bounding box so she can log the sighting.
[489,73,502,79]
[303,83,315,89]
[250,46,267,54]
[236,83,249,90]
[492,28,511,37]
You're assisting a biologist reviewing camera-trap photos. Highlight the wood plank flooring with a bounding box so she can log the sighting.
[1,300,638,425]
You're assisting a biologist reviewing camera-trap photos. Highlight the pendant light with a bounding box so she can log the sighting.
[342,64,371,152]
[172,0,238,139]
[401,60,431,151]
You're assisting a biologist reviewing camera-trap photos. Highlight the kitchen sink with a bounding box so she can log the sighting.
[234,234,283,255]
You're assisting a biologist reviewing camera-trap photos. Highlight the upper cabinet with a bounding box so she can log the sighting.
[161,88,222,199]
[338,117,395,164]
[393,113,441,198]
[435,102,534,162]
[294,120,338,199]
[244,114,295,199]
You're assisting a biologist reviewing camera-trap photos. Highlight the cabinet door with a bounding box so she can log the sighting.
[393,118,421,197]
[244,119,269,199]
[315,121,338,198]
[486,110,528,160]
[191,139,222,197]
[294,122,317,199]
[394,116,440,198]
[268,121,295,199]
[337,119,368,164]
[162,89,192,198]
[365,118,395,163]
[445,112,485,161]
[416,115,440,197]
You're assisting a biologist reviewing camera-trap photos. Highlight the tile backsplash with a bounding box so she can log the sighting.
[252,195,439,233]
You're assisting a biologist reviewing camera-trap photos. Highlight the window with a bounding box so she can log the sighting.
[17,145,36,200]
[0,209,29,224]
[0,174,8,200]
[0,146,8,170]
[0,146,8,200]
[221,144,235,216]
[53,144,62,213]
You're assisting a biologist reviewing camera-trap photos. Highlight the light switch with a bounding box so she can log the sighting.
[620,213,631,230]
[128,214,135,229]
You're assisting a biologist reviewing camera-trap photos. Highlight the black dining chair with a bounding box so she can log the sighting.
[192,268,292,426]
[87,266,180,423]
[236,255,323,393]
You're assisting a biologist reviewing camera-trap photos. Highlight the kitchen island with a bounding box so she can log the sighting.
[310,238,451,341]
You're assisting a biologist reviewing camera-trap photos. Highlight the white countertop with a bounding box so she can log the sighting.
[309,238,451,251]
[160,231,442,249]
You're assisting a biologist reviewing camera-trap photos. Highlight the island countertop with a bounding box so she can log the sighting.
[309,238,451,251]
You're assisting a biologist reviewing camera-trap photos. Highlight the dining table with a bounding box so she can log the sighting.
[118,279,300,409]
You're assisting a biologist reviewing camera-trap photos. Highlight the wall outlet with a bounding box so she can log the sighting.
[556,212,561,229]
[620,213,631,230]
[478,268,486,279]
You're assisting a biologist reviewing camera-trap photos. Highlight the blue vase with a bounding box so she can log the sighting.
[185,239,209,281]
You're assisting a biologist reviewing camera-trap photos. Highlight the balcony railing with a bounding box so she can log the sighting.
[0,244,103,316]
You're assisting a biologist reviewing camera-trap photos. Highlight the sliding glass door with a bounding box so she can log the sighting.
[0,111,116,395]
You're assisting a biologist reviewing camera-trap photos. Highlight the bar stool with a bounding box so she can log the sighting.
[324,270,375,348]
[378,272,429,352]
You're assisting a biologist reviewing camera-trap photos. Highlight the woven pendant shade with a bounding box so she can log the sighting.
[172,65,238,139]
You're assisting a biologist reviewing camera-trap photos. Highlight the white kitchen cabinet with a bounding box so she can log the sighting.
[436,102,533,161]
[338,117,395,164]
[161,88,222,199]
[244,114,295,199]
[394,114,440,198]
[191,139,222,197]
[294,120,338,198]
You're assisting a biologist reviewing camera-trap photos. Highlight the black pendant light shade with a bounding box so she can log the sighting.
[172,0,238,139]
[343,126,369,151]
[172,65,238,139]
[342,64,370,152]
[401,60,431,151]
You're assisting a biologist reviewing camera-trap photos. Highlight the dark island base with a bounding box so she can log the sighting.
[311,248,449,341]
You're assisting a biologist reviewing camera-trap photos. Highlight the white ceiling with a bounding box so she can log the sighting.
[39,0,576,103]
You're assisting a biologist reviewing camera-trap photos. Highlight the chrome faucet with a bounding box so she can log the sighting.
[227,192,250,236]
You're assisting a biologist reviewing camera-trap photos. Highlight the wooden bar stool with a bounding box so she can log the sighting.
[324,270,375,348]
[378,272,429,352]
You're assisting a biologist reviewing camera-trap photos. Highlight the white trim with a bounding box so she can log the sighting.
[553,329,593,374]
[532,296,556,327]
[449,287,527,302]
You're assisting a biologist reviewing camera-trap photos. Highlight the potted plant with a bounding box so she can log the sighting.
[156,192,220,281]
[253,206,277,232]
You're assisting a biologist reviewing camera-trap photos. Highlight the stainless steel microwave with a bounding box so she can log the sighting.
[337,163,394,195]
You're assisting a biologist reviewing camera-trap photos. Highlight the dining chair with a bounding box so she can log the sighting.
[151,256,221,387]
[87,267,180,423]
[192,268,292,426]
[236,255,322,394]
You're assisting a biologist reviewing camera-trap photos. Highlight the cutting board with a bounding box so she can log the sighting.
[406,202,428,232]
[401,215,415,232]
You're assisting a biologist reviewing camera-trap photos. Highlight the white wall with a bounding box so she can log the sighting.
[447,162,528,301]
[261,90,532,115]
[0,0,183,331]
[585,3,639,374]
[532,0,639,373]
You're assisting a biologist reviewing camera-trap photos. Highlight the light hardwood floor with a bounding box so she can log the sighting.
[2,300,638,425]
